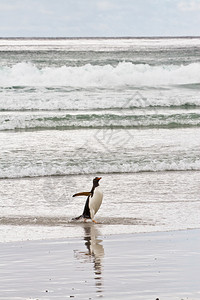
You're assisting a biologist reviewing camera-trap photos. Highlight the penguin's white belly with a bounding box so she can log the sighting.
[89,186,103,218]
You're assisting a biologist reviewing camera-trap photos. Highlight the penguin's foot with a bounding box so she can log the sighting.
[84,218,87,223]
[92,219,97,224]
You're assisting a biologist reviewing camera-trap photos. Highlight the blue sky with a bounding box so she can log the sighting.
[0,0,200,37]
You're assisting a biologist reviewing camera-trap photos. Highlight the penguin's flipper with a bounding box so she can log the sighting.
[72,192,91,197]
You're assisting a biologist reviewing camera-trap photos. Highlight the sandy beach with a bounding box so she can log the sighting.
[0,227,200,300]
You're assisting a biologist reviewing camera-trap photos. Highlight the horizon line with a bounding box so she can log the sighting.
[0,35,200,39]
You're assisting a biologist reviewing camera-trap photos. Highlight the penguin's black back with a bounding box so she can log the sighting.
[82,178,99,218]
[82,195,91,219]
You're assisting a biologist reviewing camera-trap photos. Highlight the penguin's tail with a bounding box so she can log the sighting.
[72,215,83,221]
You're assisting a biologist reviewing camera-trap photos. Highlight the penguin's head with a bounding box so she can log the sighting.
[93,177,101,186]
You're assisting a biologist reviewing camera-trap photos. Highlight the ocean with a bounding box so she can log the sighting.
[0,37,200,242]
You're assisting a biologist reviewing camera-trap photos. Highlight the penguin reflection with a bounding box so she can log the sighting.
[74,224,104,295]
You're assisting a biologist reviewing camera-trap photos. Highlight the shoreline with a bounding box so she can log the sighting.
[0,228,200,299]
[1,224,200,244]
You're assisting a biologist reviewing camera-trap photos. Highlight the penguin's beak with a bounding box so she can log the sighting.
[97,177,102,181]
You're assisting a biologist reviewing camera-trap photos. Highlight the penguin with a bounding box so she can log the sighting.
[72,177,103,223]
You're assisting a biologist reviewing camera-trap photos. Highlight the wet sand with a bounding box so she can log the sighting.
[0,227,200,300]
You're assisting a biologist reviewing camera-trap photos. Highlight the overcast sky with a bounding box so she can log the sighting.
[0,0,200,37]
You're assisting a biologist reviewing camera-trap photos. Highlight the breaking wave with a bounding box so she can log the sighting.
[0,158,200,179]
[0,62,200,87]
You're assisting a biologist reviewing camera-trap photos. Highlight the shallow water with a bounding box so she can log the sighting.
[0,171,199,242]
